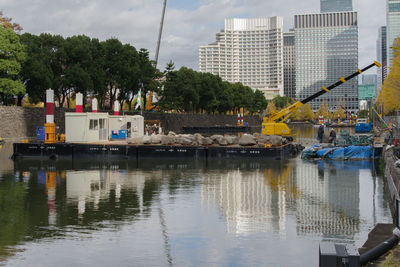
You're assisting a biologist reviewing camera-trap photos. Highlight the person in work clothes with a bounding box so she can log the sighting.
[329,128,337,144]
[317,125,324,143]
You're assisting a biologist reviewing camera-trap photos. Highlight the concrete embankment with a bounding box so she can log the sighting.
[383,146,400,204]
[0,106,262,139]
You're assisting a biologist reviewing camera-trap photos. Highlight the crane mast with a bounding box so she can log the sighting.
[154,0,167,68]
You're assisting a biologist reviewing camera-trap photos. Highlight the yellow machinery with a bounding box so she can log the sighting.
[262,61,381,136]
[45,123,56,144]
[145,91,159,111]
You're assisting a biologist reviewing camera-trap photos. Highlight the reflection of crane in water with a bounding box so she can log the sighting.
[155,2,173,265]
[158,202,173,266]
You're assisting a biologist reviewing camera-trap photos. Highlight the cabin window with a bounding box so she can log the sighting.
[89,119,98,130]
[99,118,106,129]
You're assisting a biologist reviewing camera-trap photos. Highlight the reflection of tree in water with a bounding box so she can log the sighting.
[1,159,205,265]
[0,173,30,261]
[0,167,166,263]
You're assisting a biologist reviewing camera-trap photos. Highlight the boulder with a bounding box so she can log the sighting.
[210,134,228,146]
[151,135,162,144]
[200,137,213,146]
[225,135,239,145]
[161,135,175,145]
[257,135,283,146]
[194,133,204,143]
[175,135,193,145]
[167,131,177,137]
[142,135,152,144]
[239,134,257,146]
[127,136,143,144]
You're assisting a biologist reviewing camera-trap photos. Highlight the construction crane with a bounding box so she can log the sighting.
[143,0,167,112]
[154,0,167,68]
[262,61,382,136]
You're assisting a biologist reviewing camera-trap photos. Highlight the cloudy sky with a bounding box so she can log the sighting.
[0,0,386,74]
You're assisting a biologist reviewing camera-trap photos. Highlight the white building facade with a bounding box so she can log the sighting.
[294,12,359,111]
[199,17,284,99]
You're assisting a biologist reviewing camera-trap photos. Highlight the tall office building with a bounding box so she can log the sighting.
[321,0,353,13]
[283,30,296,98]
[361,74,377,85]
[198,17,284,99]
[386,0,400,69]
[294,12,358,111]
[377,26,387,97]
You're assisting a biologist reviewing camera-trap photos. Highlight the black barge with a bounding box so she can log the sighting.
[12,142,303,161]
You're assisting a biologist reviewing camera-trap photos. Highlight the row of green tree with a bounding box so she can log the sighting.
[159,62,267,114]
[0,16,268,114]
[19,33,158,110]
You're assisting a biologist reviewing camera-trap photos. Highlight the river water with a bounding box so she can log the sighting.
[0,126,393,266]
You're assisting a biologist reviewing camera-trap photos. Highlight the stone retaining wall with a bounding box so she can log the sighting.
[383,147,400,208]
[0,106,262,139]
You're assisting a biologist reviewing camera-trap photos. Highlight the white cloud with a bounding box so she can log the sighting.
[0,0,387,72]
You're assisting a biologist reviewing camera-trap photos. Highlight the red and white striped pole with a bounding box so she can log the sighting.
[45,89,56,143]
[241,113,244,125]
[76,92,83,113]
[114,100,120,115]
[92,98,98,113]
[46,89,54,124]
[237,114,240,126]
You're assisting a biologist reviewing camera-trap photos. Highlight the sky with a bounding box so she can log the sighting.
[0,0,386,75]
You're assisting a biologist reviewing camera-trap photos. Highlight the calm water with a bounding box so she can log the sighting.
[0,126,393,267]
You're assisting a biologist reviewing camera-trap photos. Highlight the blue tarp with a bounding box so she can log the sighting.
[355,123,372,133]
[302,144,378,160]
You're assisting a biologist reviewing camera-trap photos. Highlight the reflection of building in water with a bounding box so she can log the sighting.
[201,163,296,235]
[295,161,360,237]
[66,169,146,215]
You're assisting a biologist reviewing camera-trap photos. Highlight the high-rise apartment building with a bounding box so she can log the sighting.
[321,0,353,13]
[386,0,400,69]
[198,17,284,99]
[294,12,358,111]
[377,26,387,97]
[283,30,296,98]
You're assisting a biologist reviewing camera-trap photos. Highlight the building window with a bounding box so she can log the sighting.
[89,119,98,130]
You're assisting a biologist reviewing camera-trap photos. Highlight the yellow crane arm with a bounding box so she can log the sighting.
[262,61,381,136]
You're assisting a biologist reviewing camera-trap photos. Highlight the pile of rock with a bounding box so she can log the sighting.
[127,132,289,147]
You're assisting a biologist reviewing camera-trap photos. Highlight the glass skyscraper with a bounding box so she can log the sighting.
[321,0,353,13]
[294,12,358,111]
[387,0,400,68]
[377,26,387,97]
[283,30,296,98]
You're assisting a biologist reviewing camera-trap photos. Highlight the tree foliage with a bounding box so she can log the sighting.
[333,105,346,120]
[14,30,269,113]
[158,65,267,114]
[0,25,26,105]
[272,95,293,109]
[291,103,314,121]
[316,101,332,119]
[19,33,157,110]
[378,37,400,114]
[0,11,22,33]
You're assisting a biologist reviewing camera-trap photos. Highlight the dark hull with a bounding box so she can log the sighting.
[12,142,302,161]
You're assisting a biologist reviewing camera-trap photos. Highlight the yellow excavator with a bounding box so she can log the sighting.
[262,61,381,136]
